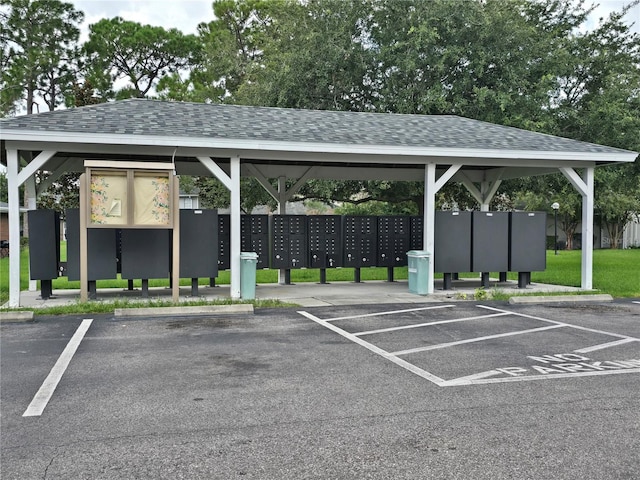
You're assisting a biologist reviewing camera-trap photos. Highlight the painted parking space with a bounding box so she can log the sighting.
[299,303,640,387]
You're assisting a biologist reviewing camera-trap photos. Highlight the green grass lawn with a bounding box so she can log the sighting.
[1,246,639,305]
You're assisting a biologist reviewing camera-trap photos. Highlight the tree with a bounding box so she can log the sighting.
[0,0,83,115]
[83,17,201,99]
[234,0,375,111]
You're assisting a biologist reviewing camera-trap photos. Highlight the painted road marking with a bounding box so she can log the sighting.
[444,365,640,386]
[300,305,640,387]
[477,305,638,341]
[575,338,638,354]
[353,312,510,337]
[23,319,93,417]
[324,304,454,322]
[298,311,447,386]
[633,301,640,305]
[391,324,565,356]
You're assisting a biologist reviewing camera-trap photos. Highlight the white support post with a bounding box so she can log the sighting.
[25,177,37,291]
[277,176,287,284]
[582,167,594,290]
[560,167,594,290]
[424,163,436,294]
[230,155,241,299]
[7,149,21,307]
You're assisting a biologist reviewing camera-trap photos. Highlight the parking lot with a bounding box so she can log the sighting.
[2,300,639,479]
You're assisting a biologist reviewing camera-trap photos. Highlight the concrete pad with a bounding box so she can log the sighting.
[509,294,614,305]
[0,310,34,322]
[115,304,254,317]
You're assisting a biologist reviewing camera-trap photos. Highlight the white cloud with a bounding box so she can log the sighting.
[71,0,214,41]
[586,0,640,33]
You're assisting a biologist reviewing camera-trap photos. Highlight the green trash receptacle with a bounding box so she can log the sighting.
[406,250,431,295]
[240,252,259,299]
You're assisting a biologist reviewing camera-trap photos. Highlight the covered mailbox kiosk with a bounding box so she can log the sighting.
[1,99,636,306]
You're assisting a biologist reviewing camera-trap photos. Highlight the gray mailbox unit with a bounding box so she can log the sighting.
[434,211,472,290]
[27,209,60,299]
[472,211,509,287]
[179,209,218,295]
[121,229,171,296]
[509,211,547,287]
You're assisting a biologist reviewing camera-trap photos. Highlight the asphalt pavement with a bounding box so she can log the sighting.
[1,299,639,479]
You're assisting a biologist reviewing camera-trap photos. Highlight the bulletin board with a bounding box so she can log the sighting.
[86,162,175,228]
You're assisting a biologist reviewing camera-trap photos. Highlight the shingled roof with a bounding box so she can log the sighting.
[0,98,633,156]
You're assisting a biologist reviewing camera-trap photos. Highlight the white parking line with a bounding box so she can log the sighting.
[353,312,511,336]
[324,304,454,322]
[298,311,447,386]
[23,319,93,417]
[477,305,639,340]
[391,324,565,356]
[574,338,638,354]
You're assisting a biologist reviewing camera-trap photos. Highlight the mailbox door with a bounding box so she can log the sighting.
[28,210,60,280]
[509,212,547,271]
[179,209,218,278]
[434,211,472,273]
[121,229,170,279]
[472,211,509,272]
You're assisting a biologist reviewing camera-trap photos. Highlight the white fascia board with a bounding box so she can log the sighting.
[2,129,637,164]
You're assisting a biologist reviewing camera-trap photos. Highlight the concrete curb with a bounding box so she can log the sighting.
[114,304,254,317]
[508,294,614,305]
[0,310,35,322]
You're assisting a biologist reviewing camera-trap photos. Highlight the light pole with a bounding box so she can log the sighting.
[552,202,559,255]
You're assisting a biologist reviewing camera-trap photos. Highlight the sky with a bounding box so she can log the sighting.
[70,0,640,38]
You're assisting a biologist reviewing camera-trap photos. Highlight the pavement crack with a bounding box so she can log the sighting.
[42,450,57,480]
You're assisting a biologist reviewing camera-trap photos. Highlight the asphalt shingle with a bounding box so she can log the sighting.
[0,98,632,154]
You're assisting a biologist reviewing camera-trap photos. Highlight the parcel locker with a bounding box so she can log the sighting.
[342,215,377,268]
[270,215,308,269]
[409,216,424,251]
[241,215,269,268]
[434,211,472,273]
[471,211,509,272]
[121,229,170,279]
[218,214,230,270]
[179,209,218,278]
[509,212,546,272]
[28,209,60,281]
[308,215,343,268]
[377,216,410,267]
[65,208,118,281]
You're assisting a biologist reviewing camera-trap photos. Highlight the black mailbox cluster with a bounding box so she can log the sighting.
[308,215,342,269]
[270,215,308,269]
[343,215,377,268]
[435,211,546,288]
[27,208,547,299]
